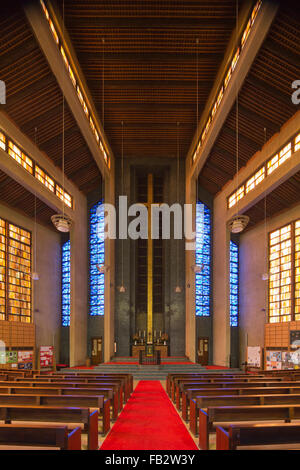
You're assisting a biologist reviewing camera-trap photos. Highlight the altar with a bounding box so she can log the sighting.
[131,332,169,358]
[131,343,169,358]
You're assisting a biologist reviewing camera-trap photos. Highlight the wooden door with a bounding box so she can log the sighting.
[91,337,102,365]
[197,337,209,365]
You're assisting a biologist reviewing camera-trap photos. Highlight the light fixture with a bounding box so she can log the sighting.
[228,2,249,235]
[97,264,109,274]
[51,214,72,233]
[228,215,249,234]
[192,264,204,274]
[51,1,73,233]
[31,128,39,281]
[174,122,182,294]
[262,273,269,281]
[118,121,126,294]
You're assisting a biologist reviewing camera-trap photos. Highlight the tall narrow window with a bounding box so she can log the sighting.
[269,224,292,323]
[295,220,300,321]
[195,201,211,316]
[61,239,70,327]
[0,219,6,321]
[89,201,105,316]
[8,224,31,323]
[230,241,239,327]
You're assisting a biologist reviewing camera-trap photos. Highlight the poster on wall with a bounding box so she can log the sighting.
[6,351,17,364]
[266,350,282,370]
[247,346,262,368]
[290,331,300,349]
[282,351,295,370]
[39,346,54,368]
[18,350,33,370]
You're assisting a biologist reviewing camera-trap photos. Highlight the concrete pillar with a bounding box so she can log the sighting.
[104,174,115,362]
[69,197,88,367]
[213,192,230,367]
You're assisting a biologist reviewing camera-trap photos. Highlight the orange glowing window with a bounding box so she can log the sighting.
[35,165,55,193]
[8,141,33,174]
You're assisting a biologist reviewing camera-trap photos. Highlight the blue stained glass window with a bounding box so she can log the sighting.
[230,240,239,327]
[89,201,105,316]
[62,239,70,326]
[195,201,211,316]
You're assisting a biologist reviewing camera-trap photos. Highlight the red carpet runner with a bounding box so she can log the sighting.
[101,380,198,450]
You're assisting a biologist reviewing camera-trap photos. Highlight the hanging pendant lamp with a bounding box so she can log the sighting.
[228,1,249,234]
[51,1,72,233]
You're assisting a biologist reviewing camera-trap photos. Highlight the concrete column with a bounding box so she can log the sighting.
[185,175,196,362]
[213,192,231,367]
[104,174,115,362]
[69,196,88,367]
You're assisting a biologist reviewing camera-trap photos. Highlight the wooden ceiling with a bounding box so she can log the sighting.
[60,0,239,159]
[0,170,56,228]
[199,0,300,195]
[0,3,102,195]
[244,171,300,230]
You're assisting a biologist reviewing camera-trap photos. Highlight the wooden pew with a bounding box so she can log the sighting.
[175,379,300,411]
[199,404,300,450]
[0,384,119,420]
[0,423,81,450]
[184,385,300,425]
[44,373,133,400]
[189,392,300,435]
[4,379,123,413]
[0,394,110,435]
[15,377,126,405]
[216,423,300,450]
[168,373,256,400]
[0,405,97,450]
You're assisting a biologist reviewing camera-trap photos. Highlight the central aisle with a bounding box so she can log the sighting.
[101,380,198,450]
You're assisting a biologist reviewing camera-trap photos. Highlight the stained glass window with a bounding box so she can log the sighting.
[195,201,211,316]
[8,141,33,175]
[89,201,105,316]
[0,219,6,321]
[269,224,292,323]
[230,241,239,327]
[0,132,6,151]
[295,220,300,321]
[56,185,72,208]
[7,224,31,323]
[62,239,70,327]
[35,165,55,193]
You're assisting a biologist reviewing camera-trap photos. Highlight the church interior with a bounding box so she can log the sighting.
[0,0,300,451]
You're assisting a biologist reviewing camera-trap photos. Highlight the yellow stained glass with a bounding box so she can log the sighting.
[0,132,6,151]
[296,220,300,320]
[8,141,33,174]
[269,223,292,323]
[7,223,31,323]
[56,185,72,208]
[35,165,55,193]
[295,133,300,153]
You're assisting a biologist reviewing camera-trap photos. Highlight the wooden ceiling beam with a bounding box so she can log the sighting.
[264,38,300,69]
[77,51,223,63]
[65,17,235,29]
[246,76,295,108]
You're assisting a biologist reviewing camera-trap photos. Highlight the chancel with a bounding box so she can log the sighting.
[0,0,299,452]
